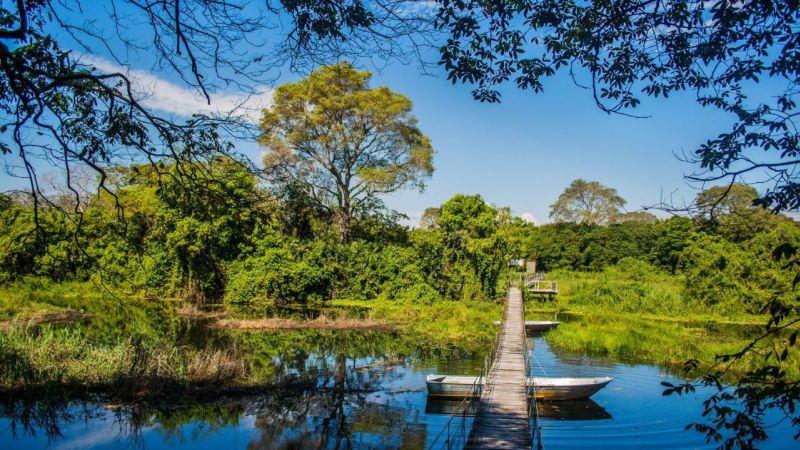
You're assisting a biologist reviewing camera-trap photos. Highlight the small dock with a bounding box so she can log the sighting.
[465,286,532,449]
[524,276,558,301]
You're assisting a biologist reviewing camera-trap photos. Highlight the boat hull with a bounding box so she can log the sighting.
[425,375,482,397]
[426,375,613,401]
[530,377,613,401]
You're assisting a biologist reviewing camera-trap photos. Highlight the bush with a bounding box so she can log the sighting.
[225,246,333,304]
[550,262,688,315]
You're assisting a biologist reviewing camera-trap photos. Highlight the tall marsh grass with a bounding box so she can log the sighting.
[528,260,800,380]
[546,259,693,315]
[0,325,249,400]
[545,314,800,380]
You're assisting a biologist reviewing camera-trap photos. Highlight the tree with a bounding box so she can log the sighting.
[696,184,763,222]
[694,184,775,242]
[259,62,434,241]
[438,194,498,238]
[435,0,800,213]
[419,207,441,229]
[550,179,626,225]
[425,194,509,299]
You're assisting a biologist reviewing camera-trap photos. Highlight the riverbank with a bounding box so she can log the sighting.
[213,316,391,331]
[0,325,255,402]
[3,270,797,405]
[329,298,503,348]
[525,268,800,380]
[0,280,502,403]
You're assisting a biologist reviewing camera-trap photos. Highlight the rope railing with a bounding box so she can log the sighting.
[524,332,544,450]
[426,296,506,450]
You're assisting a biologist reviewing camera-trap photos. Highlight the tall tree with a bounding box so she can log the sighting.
[550,179,626,225]
[259,63,434,241]
[695,184,775,242]
[696,184,763,222]
[419,207,441,229]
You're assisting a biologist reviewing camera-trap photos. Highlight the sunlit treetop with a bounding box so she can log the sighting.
[259,62,434,241]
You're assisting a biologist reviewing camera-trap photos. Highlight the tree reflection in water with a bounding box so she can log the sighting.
[1,350,432,449]
[247,352,428,449]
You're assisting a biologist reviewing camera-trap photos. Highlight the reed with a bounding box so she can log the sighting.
[331,298,504,350]
[0,325,252,401]
[545,313,800,380]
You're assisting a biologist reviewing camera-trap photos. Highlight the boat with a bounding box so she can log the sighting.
[426,374,613,401]
[492,320,561,331]
[425,375,482,398]
[529,376,614,401]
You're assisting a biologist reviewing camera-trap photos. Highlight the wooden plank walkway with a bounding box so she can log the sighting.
[465,286,531,449]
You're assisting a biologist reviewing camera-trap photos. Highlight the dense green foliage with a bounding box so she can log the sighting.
[4,171,799,320]
[523,207,800,316]
[0,161,511,306]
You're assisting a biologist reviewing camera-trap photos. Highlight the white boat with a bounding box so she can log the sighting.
[492,320,561,331]
[529,376,614,400]
[425,375,483,397]
[426,374,613,401]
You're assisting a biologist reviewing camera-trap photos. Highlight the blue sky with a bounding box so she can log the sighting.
[0,5,745,226]
[368,62,734,225]
[225,60,737,226]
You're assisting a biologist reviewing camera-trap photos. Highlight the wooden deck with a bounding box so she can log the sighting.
[525,280,558,295]
[465,287,532,449]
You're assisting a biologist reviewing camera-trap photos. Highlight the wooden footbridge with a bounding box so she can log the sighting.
[465,286,534,449]
[427,286,542,450]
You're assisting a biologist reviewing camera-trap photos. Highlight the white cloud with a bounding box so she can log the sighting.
[79,55,272,122]
[519,212,538,225]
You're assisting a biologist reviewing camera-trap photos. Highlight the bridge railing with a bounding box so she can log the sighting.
[523,332,544,450]
[426,302,505,450]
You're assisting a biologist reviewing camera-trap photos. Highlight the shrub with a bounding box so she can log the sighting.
[225,247,333,304]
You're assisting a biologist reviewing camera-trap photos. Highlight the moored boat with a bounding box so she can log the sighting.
[529,376,614,401]
[425,375,482,398]
[426,374,613,401]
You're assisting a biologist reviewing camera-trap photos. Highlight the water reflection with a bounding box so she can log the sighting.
[424,398,612,421]
[2,310,797,449]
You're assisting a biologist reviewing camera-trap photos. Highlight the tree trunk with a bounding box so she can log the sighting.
[338,207,351,242]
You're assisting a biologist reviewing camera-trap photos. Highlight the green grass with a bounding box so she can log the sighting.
[0,278,75,321]
[544,313,800,380]
[330,298,503,350]
[524,265,799,380]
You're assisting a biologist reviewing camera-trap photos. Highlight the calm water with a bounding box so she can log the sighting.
[1,320,797,449]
